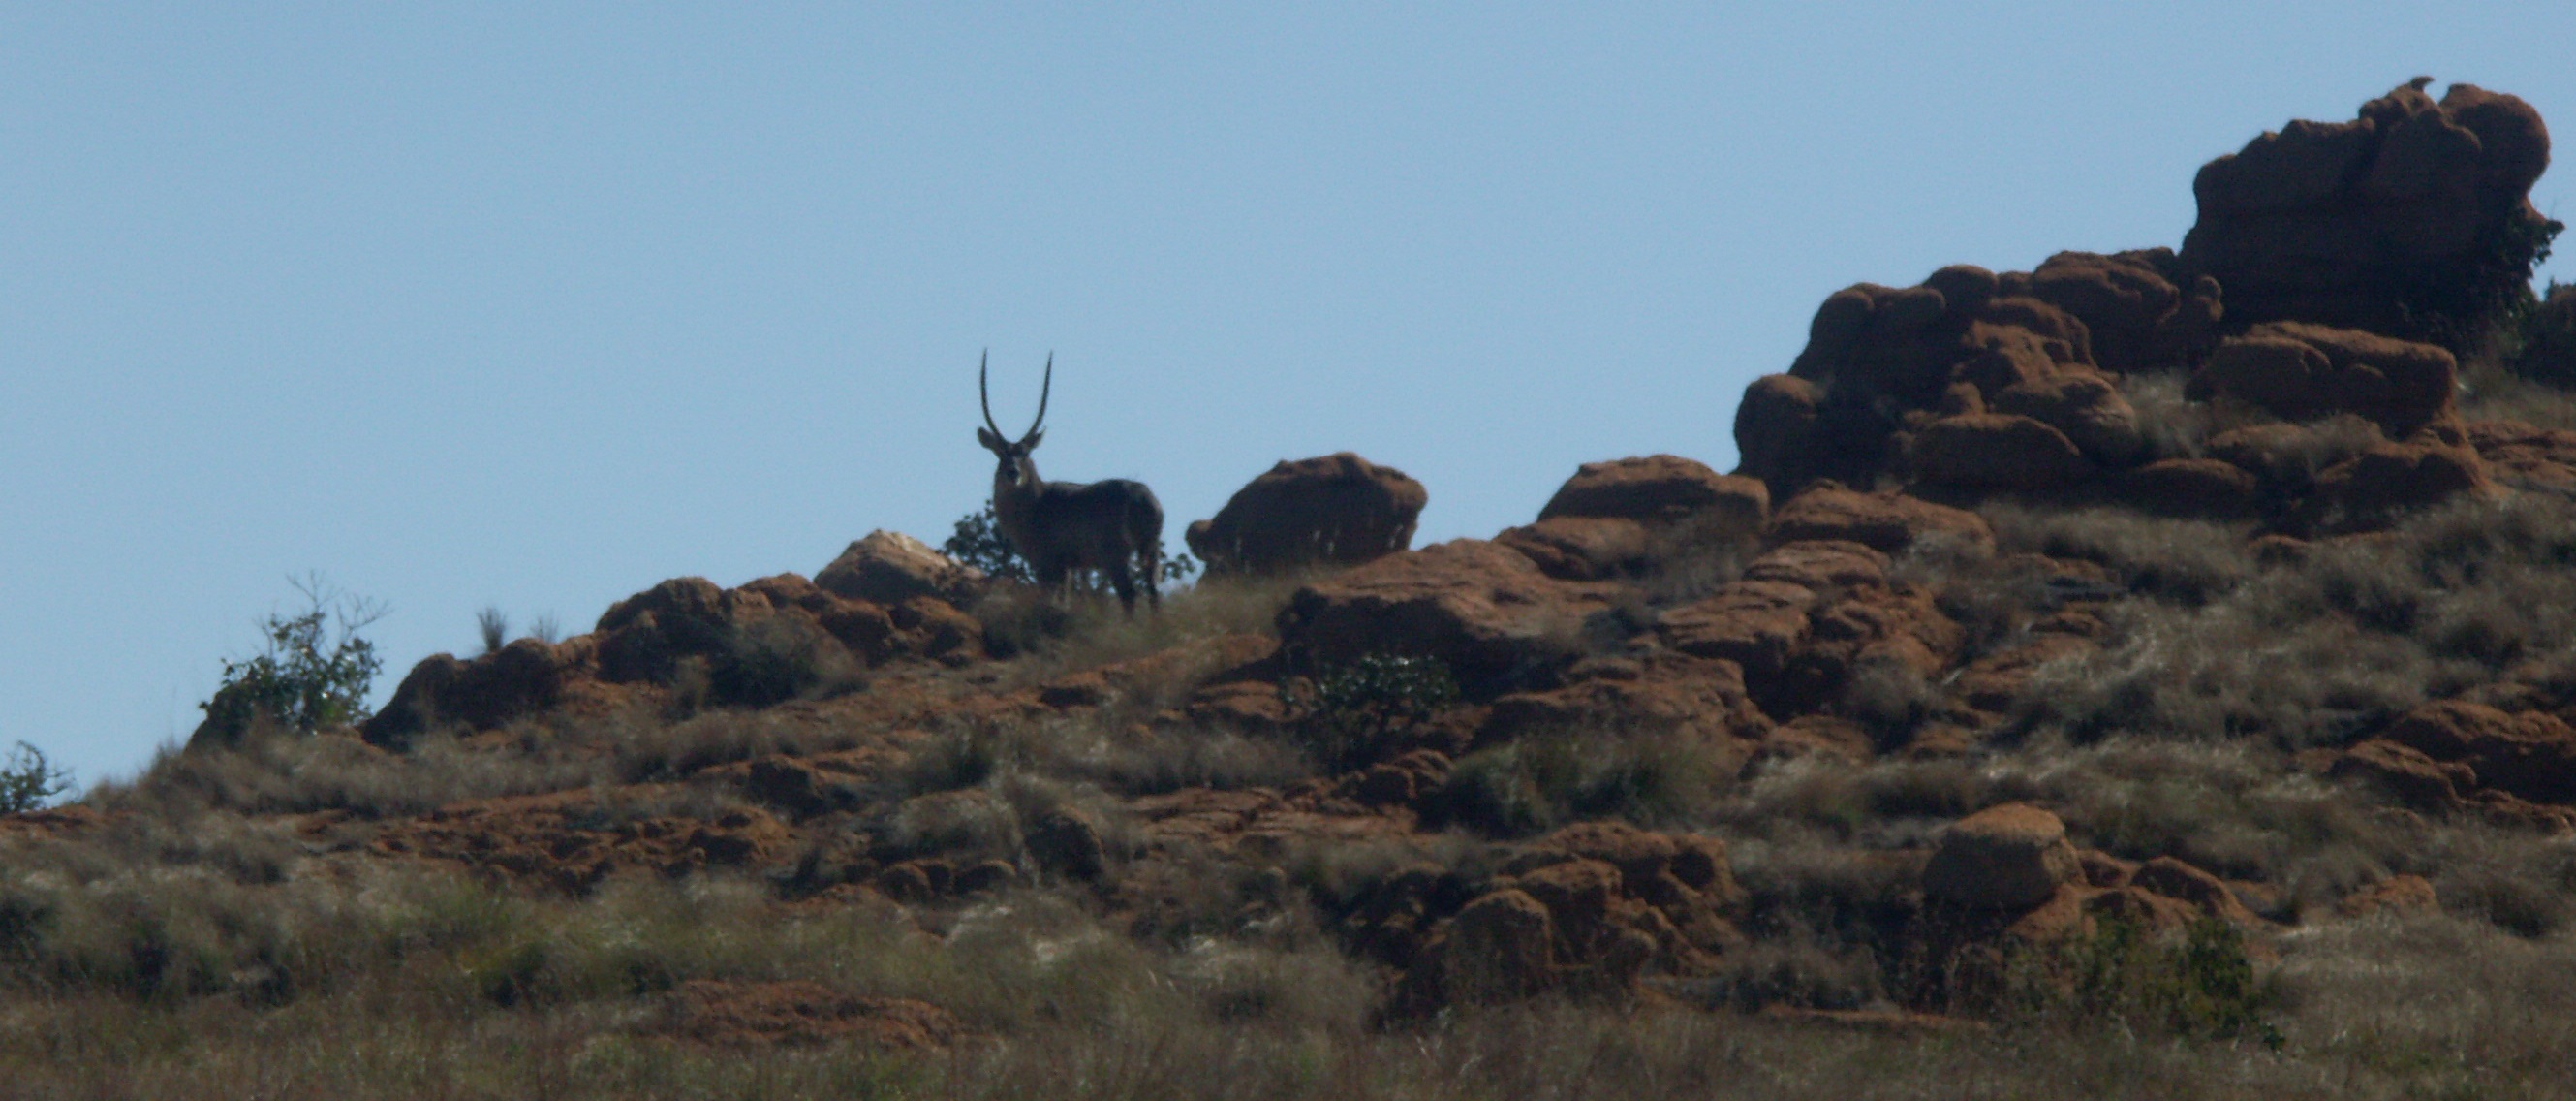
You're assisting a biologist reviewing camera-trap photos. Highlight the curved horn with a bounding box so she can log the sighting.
[1022,352,1052,444]
[978,349,1008,440]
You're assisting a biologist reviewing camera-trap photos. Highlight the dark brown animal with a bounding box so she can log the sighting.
[976,353,1164,613]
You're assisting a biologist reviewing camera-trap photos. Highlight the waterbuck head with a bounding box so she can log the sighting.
[975,350,1050,495]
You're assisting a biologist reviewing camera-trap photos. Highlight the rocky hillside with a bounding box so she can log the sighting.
[9,79,2576,1099]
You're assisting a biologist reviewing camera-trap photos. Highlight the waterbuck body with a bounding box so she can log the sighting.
[976,353,1164,613]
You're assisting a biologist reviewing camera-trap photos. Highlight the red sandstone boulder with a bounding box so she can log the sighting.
[1186,453,1428,575]
[1736,270,2155,498]
[1538,455,1768,529]
[1493,516,1657,582]
[1792,584,1965,693]
[359,637,590,750]
[815,530,982,607]
[1732,374,1825,490]
[1739,539,1890,590]
[1908,413,2094,491]
[2305,434,2490,532]
[1657,580,1816,680]
[1274,539,1613,693]
[2329,738,2474,808]
[1389,824,1745,1014]
[1763,486,1995,553]
[2193,323,2460,437]
[2129,857,2261,928]
[2023,249,2223,373]
[2384,700,2576,804]
[1922,802,2080,909]
[1480,653,1770,761]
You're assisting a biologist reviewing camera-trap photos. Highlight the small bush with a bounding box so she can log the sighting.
[0,742,72,812]
[2009,916,2282,1048]
[2397,212,2562,355]
[945,505,1036,584]
[1281,654,1458,771]
[198,576,387,739]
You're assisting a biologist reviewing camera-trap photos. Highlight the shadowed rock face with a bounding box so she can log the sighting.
[2180,78,2555,345]
[1921,802,2079,909]
[1186,453,1428,576]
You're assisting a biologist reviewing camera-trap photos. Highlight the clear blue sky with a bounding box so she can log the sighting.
[7,4,2574,790]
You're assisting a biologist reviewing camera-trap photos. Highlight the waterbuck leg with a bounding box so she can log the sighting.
[1106,561,1138,615]
[1141,547,1161,613]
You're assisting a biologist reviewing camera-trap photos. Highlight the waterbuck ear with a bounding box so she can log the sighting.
[977,427,1003,451]
[1023,429,1044,452]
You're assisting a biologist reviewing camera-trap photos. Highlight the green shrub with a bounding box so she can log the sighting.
[198,577,386,739]
[0,742,71,813]
[2027,916,2283,1048]
[945,504,1035,584]
[2399,212,2563,355]
[1281,654,1458,771]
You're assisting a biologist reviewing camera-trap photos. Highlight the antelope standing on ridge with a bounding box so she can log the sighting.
[976,352,1164,613]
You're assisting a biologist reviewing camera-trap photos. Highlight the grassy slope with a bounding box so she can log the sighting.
[6,379,2576,1098]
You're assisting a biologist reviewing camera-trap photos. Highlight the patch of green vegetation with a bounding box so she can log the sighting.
[0,742,71,813]
[197,576,386,742]
[1281,653,1458,771]
[2009,916,2283,1048]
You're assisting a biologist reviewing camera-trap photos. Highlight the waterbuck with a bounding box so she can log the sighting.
[975,352,1164,613]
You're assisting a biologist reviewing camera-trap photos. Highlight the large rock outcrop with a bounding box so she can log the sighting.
[1731,266,2163,497]
[1186,453,1428,576]
[2180,78,2556,344]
